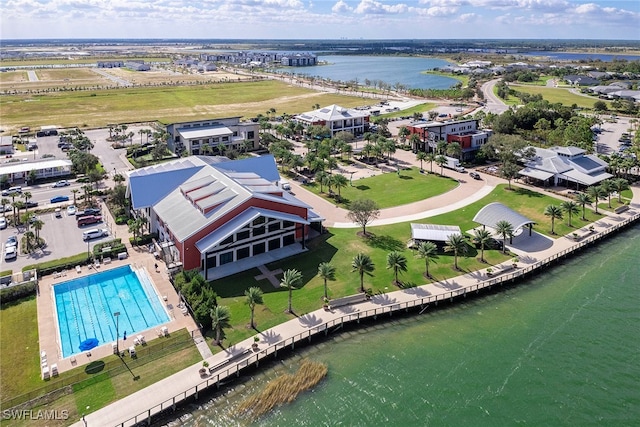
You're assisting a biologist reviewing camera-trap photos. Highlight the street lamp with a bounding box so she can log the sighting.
[114,312,120,356]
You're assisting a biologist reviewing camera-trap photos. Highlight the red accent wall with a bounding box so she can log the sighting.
[447,134,472,149]
[178,197,309,270]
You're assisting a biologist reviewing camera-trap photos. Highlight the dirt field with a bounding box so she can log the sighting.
[99,67,249,85]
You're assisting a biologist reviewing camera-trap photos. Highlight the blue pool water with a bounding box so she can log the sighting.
[54,265,169,358]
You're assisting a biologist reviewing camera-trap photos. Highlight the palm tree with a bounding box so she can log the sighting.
[331,174,348,201]
[32,218,44,242]
[472,228,492,263]
[22,192,32,213]
[71,188,80,206]
[386,251,408,285]
[494,220,514,254]
[416,151,427,171]
[575,192,592,220]
[612,178,629,203]
[210,305,231,345]
[244,287,264,329]
[560,200,579,227]
[544,205,563,235]
[280,269,303,314]
[587,185,605,214]
[0,198,9,214]
[435,155,447,175]
[444,234,467,270]
[317,262,336,300]
[599,179,614,208]
[352,253,375,293]
[315,170,328,193]
[426,152,436,174]
[24,231,35,253]
[416,241,438,279]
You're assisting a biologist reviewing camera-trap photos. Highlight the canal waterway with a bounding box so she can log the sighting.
[275,55,458,90]
[175,222,640,426]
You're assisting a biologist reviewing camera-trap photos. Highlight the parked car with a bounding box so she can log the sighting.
[50,195,70,203]
[83,208,101,216]
[1,186,22,196]
[469,171,482,180]
[77,215,102,226]
[82,228,108,241]
[25,201,38,209]
[4,246,17,261]
[0,217,6,230]
[55,208,62,218]
[6,236,18,248]
[52,180,70,188]
[67,205,77,216]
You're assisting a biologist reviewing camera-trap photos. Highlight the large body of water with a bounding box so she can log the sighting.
[276,55,458,90]
[176,222,640,426]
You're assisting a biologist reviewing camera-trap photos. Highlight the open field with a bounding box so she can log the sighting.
[0,80,367,132]
[506,84,609,109]
[0,57,172,67]
[96,67,251,86]
[303,167,459,208]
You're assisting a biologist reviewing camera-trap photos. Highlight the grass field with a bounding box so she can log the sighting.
[1,80,367,132]
[207,183,599,349]
[506,85,610,110]
[0,57,171,67]
[302,167,459,208]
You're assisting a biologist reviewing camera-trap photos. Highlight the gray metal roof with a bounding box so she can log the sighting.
[411,223,461,242]
[518,167,554,181]
[177,125,232,139]
[473,202,535,231]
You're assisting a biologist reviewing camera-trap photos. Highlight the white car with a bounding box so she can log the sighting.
[82,228,108,241]
[4,246,17,261]
[67,205,77,216]
[0,216,6,230]
[1,186,22,196]
[52,180,70,188]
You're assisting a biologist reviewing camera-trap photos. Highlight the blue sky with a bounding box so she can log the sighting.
[1,0,639,40]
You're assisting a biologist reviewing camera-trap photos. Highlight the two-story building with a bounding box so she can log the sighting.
[408,118,492,161]
[166,117,260,157]
[127,155,323,280]
[294,104,370,137]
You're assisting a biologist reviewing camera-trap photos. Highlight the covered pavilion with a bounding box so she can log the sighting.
[473,202,536,239]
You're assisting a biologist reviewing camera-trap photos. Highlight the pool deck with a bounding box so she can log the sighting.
[36,229,200,376]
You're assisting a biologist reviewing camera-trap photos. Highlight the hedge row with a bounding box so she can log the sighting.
[0,281,37,305]
[23,252,91,277]
[93,239,122,255]
[129,233,158,247]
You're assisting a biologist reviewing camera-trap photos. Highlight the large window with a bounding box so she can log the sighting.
[253,242,265,255]
[283,234,295,246]
[221,235,233,245]
[268,238,281,251]
[236,230,250,241]
[253,226,265,236]
[268,222,281,232]
[237,246,250,260]
[220,251,233,265]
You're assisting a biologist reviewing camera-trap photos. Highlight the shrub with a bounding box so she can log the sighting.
[129,233,158,247]
[115,215,128,225]
[23,252,91,277]
[0,281,37,305]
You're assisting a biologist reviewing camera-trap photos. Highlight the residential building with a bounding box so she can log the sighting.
[127,155,323,280]
[281,53,317,66]
[0,136,13,155]
[166,117,259,156]
[294,104,370,137]
[518,146,612,188]
[407,118,492,161]
[0,159,73,184]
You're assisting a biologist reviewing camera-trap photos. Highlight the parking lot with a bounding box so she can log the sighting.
[1,204,115,271]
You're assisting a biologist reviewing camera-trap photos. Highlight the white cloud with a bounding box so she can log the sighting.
[332,0,352,13]
[354,0,408,15]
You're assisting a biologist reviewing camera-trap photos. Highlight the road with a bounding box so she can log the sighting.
[480,78,510,114]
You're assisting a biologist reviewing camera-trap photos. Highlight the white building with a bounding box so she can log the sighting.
[294,104,370,137]
[166,117,259,157]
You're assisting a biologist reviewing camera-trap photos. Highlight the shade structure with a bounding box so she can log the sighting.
[79,338,99,351]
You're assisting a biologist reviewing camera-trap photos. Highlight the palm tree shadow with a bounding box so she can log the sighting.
[258,330,282,345]
[298,313,322,328]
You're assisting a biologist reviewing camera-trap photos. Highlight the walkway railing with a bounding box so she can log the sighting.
[114,210,640,427]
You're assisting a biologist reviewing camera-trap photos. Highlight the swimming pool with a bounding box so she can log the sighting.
[54,265,169,358]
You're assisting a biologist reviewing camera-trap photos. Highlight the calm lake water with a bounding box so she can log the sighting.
[175,222,640,426]
[523,51,640,62]
[275,55,458,90]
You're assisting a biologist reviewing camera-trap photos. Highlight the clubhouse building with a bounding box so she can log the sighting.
[294,104,370,137]
[127,155,323,280]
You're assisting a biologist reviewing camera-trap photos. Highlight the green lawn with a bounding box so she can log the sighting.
[302,167,459,208]
[506,85,611,110]
[376,102,437,119]
[208,184,601,350]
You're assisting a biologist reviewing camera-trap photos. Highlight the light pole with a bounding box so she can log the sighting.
[114,312,120,356]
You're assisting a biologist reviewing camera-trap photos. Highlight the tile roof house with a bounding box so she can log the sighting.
[127,155,323,280]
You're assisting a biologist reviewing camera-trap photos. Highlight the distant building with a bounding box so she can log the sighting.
[166,117,259,157]
[407,118,492,161]
[564,75,600,86]
[0,136,13,155]
[280,53,317,66]
[97,61,124,68]
[124,61,150,71]
[0,159,73,184]
[294,104,370,137]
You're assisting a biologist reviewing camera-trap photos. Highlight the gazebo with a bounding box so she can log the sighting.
[473,202,535,237]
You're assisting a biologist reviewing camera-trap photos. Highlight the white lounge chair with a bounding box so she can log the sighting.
[51,364,58,376]
[129,346,136,357]
[161,326,169,337]
[137,334,145,345]
[76,265,81,274]
[42,366,50,380]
